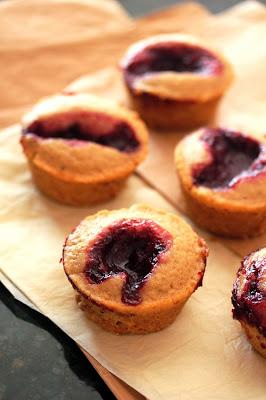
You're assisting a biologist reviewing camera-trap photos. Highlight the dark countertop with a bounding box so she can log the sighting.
[119,0,241,17]
[1,1,265,400]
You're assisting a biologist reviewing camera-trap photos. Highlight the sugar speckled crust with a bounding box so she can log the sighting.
[127,91,221,130]
[21,93,148,206]
[175,129,266,237]
[121,33,233,130]
[240,321,266,357]
[76,293,184,335]
[63,204,208,334]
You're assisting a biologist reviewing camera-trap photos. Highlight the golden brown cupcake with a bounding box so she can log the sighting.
[232,247,266,357]
[175,127,266,237]
[21,93,148,206]
[120,34,233,130]
[63,204,208,334]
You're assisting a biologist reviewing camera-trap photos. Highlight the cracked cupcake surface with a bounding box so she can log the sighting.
[63,204,208,334]
[232,248,266,357]
[21,93,148,206]
[175,127,266,237]
[121,34,233,130]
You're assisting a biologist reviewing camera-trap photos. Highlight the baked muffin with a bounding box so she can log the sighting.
[232,248,266,357]
[21,93,148,206]
[175,127,266,237]
[120,33,233,130]
[63,204,208,334]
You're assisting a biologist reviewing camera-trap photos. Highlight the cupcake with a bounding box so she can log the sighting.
[21,93,148,206]
[232,248,266,357]
[63,204,208,334]
[120,34,233,130]
[175,127,266,237]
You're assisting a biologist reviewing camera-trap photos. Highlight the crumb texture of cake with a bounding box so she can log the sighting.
[175,127,266,237]
[232,247,266,357]
[63,204,208,334]
[21,93,148,206]
[121,34,233,130]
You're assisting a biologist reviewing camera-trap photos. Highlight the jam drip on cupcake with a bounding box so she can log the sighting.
[23,113,140,153]
[232,249,266,338]
[193,128,266,189]
[85,218,173,305]
[124,42,223,89]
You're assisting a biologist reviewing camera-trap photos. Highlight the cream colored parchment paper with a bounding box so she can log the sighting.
[0,124,265,400]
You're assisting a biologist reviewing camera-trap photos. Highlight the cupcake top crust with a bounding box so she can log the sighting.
[175,127,266,209]
[63,204,208,312]
[21,93,148,183]
[232,247,266,337]
[82,217,173,305]
[121,34,233,101]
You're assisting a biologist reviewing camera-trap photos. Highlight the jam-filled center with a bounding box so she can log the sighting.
[84,218,172,305]
[232,253,266,335]
[23,111,140,153]
[124,42,222,87]
[193,128,265,189]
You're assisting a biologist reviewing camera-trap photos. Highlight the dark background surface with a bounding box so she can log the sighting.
[1,1,265,400]
[119,0,243,16]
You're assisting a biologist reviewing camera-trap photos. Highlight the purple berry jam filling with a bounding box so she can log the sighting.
[193,128,266,189]
[84,218,173,305]
[232,252,266,337]
[23,113,140,153]
[124,42,223,88]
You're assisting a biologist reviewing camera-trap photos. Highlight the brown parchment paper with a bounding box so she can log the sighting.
[1,124,266,400]
[0,1,266,399]
[66,0,266,258]
[0,0,131,127]
[0,1,210,128]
